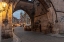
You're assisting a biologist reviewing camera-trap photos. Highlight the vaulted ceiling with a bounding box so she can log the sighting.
[13,1,34,18]
[13,0,49,14]
[2,0,50,18]
[38,0,49,10]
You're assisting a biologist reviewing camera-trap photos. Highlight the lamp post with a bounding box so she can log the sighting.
[0,2,7,12]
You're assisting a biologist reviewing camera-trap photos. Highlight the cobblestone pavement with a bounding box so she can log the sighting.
[14,27,64,42]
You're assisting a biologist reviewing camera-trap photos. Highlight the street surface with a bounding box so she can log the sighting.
[13,26,64,42]
[1,38,12,42]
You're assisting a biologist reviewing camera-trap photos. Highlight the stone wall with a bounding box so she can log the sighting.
[34,0,50,33]
[50,0,64,33]
[34,0,64,33]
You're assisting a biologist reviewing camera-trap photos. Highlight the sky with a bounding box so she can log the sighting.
[13,10,25,19]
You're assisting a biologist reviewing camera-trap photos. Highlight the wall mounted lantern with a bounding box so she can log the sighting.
[0,2,8,26]
[0,2,7,12]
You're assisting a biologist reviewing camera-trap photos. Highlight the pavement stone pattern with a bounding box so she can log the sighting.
[14,27,64,42]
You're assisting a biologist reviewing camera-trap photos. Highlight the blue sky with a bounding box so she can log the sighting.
[13,10,25,19]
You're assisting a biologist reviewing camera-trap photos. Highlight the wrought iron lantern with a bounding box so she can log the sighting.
[1,2,9,25]
[0,2,7,12]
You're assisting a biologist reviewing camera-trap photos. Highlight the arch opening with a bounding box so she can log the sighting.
[12,9,31,30]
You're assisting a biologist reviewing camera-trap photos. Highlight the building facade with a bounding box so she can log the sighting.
[20,12,31,27]
[12,16,19,24]
[24,12,31,26]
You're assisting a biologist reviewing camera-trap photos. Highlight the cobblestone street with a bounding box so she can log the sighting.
[13,27,64,42]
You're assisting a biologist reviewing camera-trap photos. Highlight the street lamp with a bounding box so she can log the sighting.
[2,2,7,8]
[0,2,9,26]
[0,2,7,12]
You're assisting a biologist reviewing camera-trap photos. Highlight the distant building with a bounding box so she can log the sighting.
[20,12,31,26]
[24,12,31,25]
[12,16,19,24]
[19,12,25,25]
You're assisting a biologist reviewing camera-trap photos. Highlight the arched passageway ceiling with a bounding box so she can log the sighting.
[13,1,34,17]
[13,0,50,15]
[6,0,49,14]
[3,0,50,17]
[38,0,64,13]
[50,0,64,13]
[38,0,50,10]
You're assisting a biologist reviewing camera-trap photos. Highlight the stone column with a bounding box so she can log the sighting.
[31,16,34,30]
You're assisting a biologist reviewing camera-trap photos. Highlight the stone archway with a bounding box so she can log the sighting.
[13,1,35,29]
[13,9,31,27]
